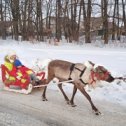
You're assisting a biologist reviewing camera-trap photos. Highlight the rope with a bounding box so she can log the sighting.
[33,79,74,88]
[115,77,126,82]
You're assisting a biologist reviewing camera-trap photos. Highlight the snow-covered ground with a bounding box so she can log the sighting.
[0,39,126,107]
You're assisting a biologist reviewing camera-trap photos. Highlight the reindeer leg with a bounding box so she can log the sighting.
[58,84,70,104]
[41,79,51,101]
[69,84,77,107]
[75,83,101,115]
[41,72,54,101]
[42,86,48,101]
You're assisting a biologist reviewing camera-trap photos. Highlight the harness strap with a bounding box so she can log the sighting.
[79,67,86,77]
[68,63,75,80]
[90,70,97,84]
[68,64,88,85]
[74,67,82,72]
[79,67,88,85]
[79,78,88,85]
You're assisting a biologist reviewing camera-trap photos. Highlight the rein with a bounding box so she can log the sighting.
[114,77,126,82]
[33,79,74,88]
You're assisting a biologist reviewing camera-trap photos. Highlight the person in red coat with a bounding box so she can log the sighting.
[13,56,40,85]
[3,52,32,94]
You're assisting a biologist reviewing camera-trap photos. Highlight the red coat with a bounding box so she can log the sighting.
[17,66,34,76]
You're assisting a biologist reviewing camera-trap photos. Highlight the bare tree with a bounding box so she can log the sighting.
[0,0,5,39]
[112,0,117,40]
[10,0,20,40]
[0,0,125,44]
[21,0,28,40]
[45,0,53,29]
[82,0,92,43]
[122,0,126,35]
[116,0,120,40]
[55,0,62,41]
[62,0,69,41]
[101,0,108,44]
[72,0,80,42]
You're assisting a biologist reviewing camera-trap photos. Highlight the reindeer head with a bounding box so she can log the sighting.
[93,65,115,83]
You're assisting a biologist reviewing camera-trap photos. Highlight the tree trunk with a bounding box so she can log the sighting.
[102,0,108,44]
[122,0,126,36]
[112,1,116,40]
[116,0,120,40]
[56,0,61,41]
[82,0,92,43]
[22,0,28,41]
[11,0,20,41]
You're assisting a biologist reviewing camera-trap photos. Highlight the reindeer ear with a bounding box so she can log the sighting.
[88,61,95,66]
[100,66,107,71]
[93,64,100,72]
[94,66,105,73]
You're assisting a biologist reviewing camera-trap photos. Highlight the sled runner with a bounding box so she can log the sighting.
[1,64,45,94]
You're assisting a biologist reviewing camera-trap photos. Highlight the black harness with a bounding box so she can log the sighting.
[68,63,88,85]
[68,64,75,80]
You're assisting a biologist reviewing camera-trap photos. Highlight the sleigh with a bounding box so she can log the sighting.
[1,64,46,94]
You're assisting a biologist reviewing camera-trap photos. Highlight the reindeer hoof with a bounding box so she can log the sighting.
[71,104,77,107]
[67,101,77,107]
[42,97,48,101]
[93,110,101,115]
[66,100,71,105]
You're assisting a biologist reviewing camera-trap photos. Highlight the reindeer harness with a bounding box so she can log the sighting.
[68,63,88,85]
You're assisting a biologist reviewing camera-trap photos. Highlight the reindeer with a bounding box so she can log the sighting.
[40,60,125,115]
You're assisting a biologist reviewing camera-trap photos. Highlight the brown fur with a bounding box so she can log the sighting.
[41,60,115,115]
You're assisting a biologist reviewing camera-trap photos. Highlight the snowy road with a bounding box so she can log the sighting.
[0,41,126,126]
[0,85,126,126]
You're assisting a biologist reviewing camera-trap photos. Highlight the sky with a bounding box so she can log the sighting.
[0,38,126,107]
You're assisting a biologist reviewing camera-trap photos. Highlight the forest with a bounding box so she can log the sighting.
[0,0,126,44]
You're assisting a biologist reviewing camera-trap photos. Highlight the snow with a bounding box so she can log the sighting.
[0,39,126,107]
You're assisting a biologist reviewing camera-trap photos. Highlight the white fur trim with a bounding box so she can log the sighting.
[93,64,98,69]
[3,84,32,94]
[3,87,28,94]
[84,61,93,69]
